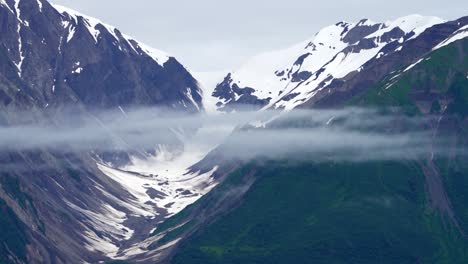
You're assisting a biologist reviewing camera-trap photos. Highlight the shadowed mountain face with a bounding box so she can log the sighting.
[0,0,204,263]
[0,0,202,112]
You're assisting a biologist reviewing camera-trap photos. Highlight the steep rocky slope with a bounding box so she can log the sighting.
[0,0,208,263]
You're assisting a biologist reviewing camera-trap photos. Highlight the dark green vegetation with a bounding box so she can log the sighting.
[169,39,468,263]
[353,38,468,116]
[172,161,467,264]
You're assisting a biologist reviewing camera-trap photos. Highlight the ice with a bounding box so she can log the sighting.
[99,121,232,218]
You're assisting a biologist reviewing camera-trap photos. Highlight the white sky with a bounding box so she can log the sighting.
[51,0,467,72]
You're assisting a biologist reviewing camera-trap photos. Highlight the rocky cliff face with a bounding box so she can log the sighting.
[0,0,205,263]
[0,0,202,112]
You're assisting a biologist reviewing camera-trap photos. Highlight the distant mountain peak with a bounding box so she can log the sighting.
[210,14,451,112]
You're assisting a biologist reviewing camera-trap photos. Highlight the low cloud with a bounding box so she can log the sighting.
[0,107,463,162]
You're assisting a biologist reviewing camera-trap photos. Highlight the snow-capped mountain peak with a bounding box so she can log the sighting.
[0,0,207,261]
[211,15,446,111]
[53,4,170,65]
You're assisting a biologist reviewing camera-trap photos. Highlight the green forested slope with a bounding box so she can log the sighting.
[168,39,468,264]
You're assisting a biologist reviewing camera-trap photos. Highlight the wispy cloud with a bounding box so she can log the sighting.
[0,107,462,162]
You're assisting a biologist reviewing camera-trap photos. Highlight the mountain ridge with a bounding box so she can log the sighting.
[209,14,460,112]
[151,15,468,264]
[0,1,467,263]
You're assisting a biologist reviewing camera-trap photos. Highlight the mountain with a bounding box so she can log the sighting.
[1,1,468,263]
[211,15,458,112]
[151,16,468,264]
[0,0,211,263]
[0,0,202,111]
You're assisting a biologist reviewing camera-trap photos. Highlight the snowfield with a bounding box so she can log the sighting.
[212,15,445,111]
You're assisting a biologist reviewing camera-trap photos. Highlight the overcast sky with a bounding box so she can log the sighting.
[50,0,467,72]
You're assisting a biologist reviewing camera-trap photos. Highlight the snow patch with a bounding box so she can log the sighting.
[403,58,424,72]
[185,88,200,111]
[125,37,170,65]
[83,228,120,258]
[54,5,114,43]
[154,238,181,252]
[98,122,232,219]
[0,0,14,13]
[72,67,82,74]
[66,199,135,258]
[391,15,443,38]
[52,4,170,66]
[36,0,42,11]
[124,122,232,217]
[433,25,468,50]
[13,0,25,77]
[66,24,76,43]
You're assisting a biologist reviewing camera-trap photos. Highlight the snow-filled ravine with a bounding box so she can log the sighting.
[77,118,235,259]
